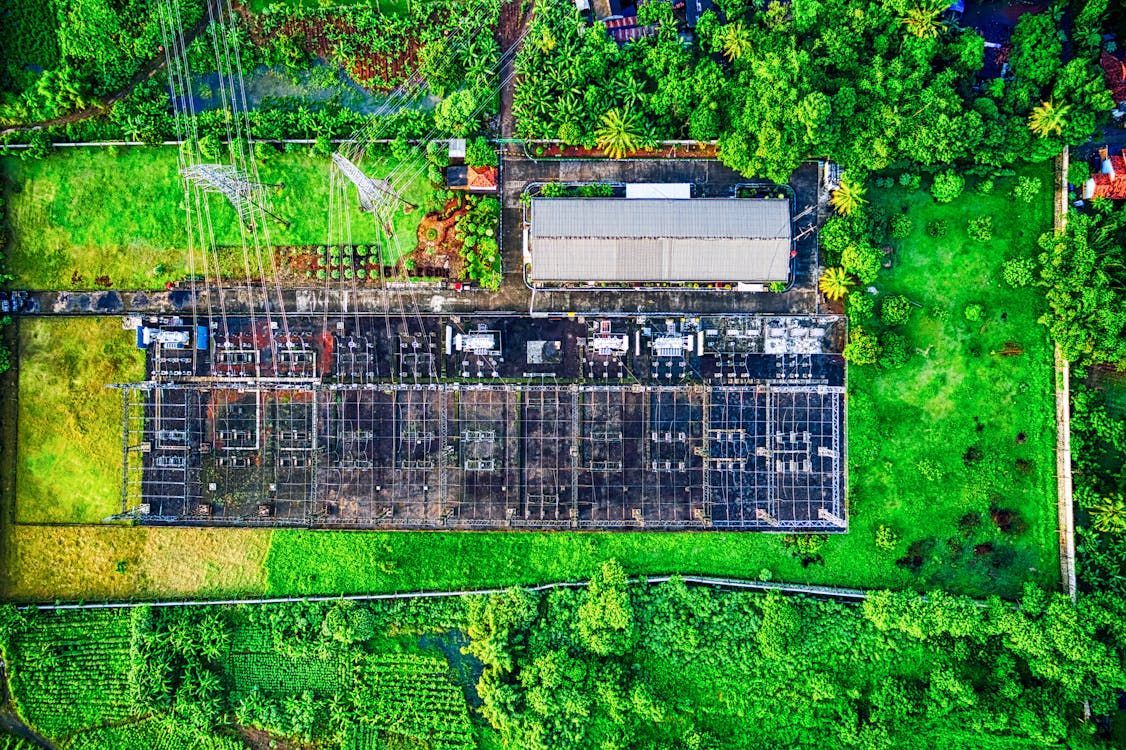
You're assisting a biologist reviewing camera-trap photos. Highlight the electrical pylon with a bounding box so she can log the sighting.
[332,153,417,236]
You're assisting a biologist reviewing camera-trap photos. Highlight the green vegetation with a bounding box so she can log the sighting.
[0,0,204,124]
[3,573,1125,749]
[1035,205,1126,368]
[0,599,477,749]
[15,318,144,522]
[515,0,1110,178]
[842,164,1059,595]
[0,148,427,288]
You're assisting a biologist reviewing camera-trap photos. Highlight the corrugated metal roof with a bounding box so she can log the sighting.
[529,198,791,283]
[531,198,791,240]
[531,238,790,283]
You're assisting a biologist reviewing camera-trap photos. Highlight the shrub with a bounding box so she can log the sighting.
[931,170,965,203]
[768,281,787,293]
[976,178,995,194]
[316,270,326,280]
[841,243,882,285]
[331,269,341,280]
[1013,176,1042,203]
[540,183,567,197]
[357,268,367,279]
[928,305,949,322]
[312,133,333,156]
[925,218,948,238]
[465,136,498,167]
[843,328,880,365]
[878,332,912,368]
[963,303,984,322]
[898,173,921,190]
[1002,256,1037,288]
[783,534,827,556]
[915,457,943,482]
[425,227,439,241]
[879,294,912,326]
[557,121,582,145]
[1067,161,1090,186]
[888,214,913,239]
[846,292,874,323]
[967,215,993,241]
[874,525,900,552]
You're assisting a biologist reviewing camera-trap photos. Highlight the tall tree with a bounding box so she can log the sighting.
[594,107,642,158]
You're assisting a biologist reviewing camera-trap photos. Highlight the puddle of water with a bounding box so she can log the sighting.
[172,62,438,116]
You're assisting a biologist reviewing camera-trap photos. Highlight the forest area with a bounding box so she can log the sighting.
[513,0,1111,180]
[1,566,1125,749]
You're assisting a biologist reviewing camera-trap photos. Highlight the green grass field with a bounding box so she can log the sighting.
[0,147,428,289]
[14,318,144,523]
[846,164,1059,594]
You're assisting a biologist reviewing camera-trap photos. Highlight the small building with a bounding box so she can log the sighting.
[447,165,498,193]
[1084,146,1126,200]
[527,197,791,285]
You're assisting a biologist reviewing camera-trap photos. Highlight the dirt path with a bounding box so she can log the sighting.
[0,0,222,138]
[497,0,532,141]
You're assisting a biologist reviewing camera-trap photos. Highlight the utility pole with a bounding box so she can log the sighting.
[181,164,289,228]
[332,153,417,236]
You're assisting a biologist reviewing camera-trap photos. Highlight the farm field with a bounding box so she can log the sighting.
[14,318,144,523]
[0,147,428,289]
[0,574,1119,749]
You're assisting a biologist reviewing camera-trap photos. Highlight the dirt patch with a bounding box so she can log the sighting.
[227,724,313,750]
[530,142,718,159]
[408,197,467,280]
[990,506,1027,536]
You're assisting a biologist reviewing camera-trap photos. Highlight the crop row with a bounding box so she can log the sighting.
[225,651,351,695]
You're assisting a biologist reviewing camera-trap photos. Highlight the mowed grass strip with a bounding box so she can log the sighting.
[15,318,144,523]
[0,525,272,602]
[0,147,426,289]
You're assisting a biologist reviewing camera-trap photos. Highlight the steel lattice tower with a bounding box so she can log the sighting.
[332,153,417,236]
[181,164,286,228]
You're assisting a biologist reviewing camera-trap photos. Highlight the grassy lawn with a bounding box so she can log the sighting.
[843,163,1059,595]
[15,318,144,523]
[0,525,272,601]
[0,146,428,289]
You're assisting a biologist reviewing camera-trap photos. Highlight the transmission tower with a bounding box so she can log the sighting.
[332,153,418,236]
[181,164,289,228]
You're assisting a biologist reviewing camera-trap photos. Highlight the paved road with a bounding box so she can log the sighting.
[15,155,827,318]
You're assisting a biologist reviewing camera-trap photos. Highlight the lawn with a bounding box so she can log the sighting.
[842,164,1060,595]
[14,318,144,523]
[0,146,428,289]
[0,525,272,601]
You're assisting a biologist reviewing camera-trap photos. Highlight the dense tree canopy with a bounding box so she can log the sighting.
[469,563,1126,749]
[514,0,1112,179]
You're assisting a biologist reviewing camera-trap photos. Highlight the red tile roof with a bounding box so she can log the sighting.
[1090,153,1126,200]
[1101,50,1126,104]
[467,166,498,192]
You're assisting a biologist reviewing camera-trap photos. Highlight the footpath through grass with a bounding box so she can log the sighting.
[0,146,426,289]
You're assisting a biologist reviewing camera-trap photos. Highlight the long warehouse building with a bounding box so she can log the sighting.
[527,197,792,285]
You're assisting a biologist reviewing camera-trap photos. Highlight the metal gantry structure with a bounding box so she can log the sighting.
[117,315,848,532]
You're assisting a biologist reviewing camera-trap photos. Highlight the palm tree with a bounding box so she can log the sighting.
[819,267,853,301]
[717,21,753,62]
[1028,100,1071,138]
[831,177,867,216]
[901,0,947,39]
[594,108,642,159]
[1090,494,1126,534]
